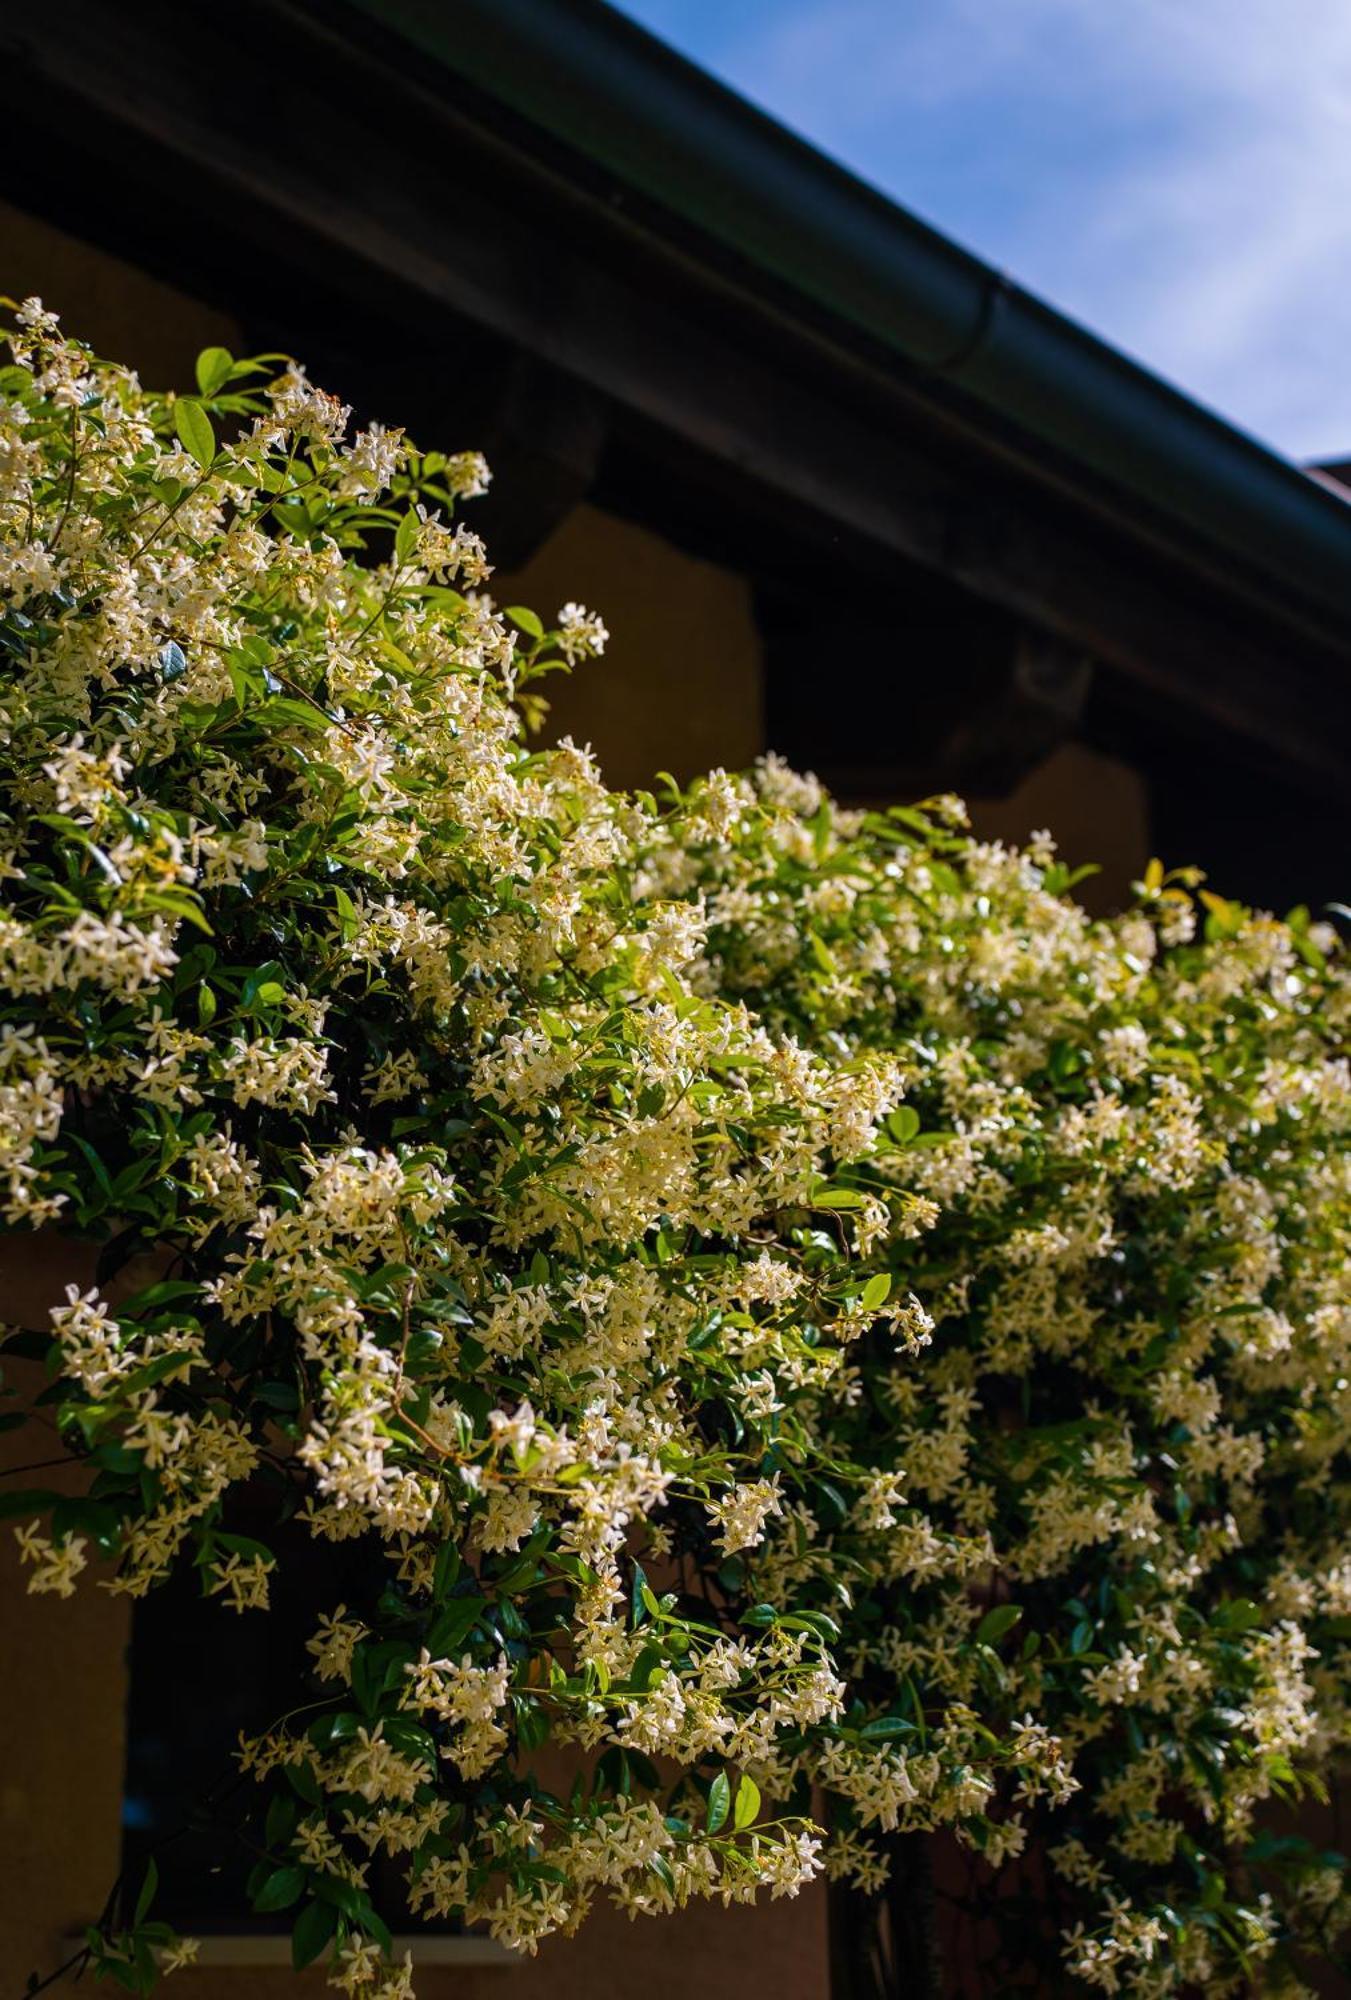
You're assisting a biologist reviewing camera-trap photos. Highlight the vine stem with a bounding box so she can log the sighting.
[16,1940,91,1999]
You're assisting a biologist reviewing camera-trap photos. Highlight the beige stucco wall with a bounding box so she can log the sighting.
[164,1893,829,2000]
[496,504,766,794]
[969,740,1150,912]
[2,1242,135,1988]
[2,1397,131,1987]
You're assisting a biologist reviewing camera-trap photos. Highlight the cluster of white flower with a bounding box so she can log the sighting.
[2,306,1345,1998]
[667,759,1349,1987]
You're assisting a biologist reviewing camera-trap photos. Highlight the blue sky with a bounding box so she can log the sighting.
[614,0,1351,463]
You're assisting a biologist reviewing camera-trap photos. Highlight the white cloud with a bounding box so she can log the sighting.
[628,0,1351,457]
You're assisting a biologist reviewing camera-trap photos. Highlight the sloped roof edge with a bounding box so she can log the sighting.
[350,0,1351,637]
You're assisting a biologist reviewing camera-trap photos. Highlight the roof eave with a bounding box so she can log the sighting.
[346,0,1351,640]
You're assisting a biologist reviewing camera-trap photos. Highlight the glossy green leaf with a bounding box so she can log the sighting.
[194,346,235,396]
[732,1774,761,1831]
[291,1897,338,1970]
[976,1605,1023,1647]
[173,397,216,469]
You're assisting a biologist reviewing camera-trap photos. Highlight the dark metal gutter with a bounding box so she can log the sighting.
[348,0,1351,635]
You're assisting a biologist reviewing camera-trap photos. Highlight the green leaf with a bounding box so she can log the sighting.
[258,695,327,734]
[173,397,216,470]
[142,888,213,935]
[157,640,187,683]
[93,1961,140,1993]
[67,1132,113,1196]
[1213,1597,1265,1633]
[428,1595,481,1657]
[210,1531,275,1565]
[706,1770,731,1835]
[976,1604,1023,1647]
[291,1896,338,1970]
[255,1865,306,1913]
[314,1870,366,1916]
[807,931,837,975]
[332,883,359,940]
[630,1643,665,1693]
[265,1791,299,1850]
[886,1105,921,1145]
[432,1538,462,1602]
[861,1271,891,1312]
[194,347,235,396]
[506,606,545,642]
[733,1774,761,1831]
[283,1759,323,1805]
[0,1489,60,1521]
[134,1856,158,1926]
[630,1559,651,1630]
[307,1710,361,1753]
[394,508,420,564]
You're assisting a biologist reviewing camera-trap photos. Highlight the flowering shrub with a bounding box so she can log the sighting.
[0,301,1345,1998]
[659,779,1350,1993]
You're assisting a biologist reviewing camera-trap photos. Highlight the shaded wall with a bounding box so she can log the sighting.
[0,1519,827,1997]
[501,511,1147,908]
[0,197,239,395]
[496,503,765,793]
[968,741,1149,913]
[1,1378,132,1987]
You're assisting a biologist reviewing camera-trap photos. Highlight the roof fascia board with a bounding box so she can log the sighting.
[345,0,1351,632]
